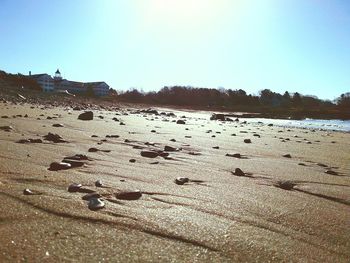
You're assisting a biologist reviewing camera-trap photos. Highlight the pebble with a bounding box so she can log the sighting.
[233,168,245,177]
[23,189,36,195]
[49,162,72,171]
[68,183,82,192]
[175,177,189,185]
[273,181,296,190]
[78,111,93,120]
[141,151,159,158]
[244,139,251,143]
[52,124,64,127]
[176,120,186,124]
[95,180,103,187]
[88,198,105,210]
[0,125,13,132]
[115,190,142,200]
[43,132,66,143]
[164,146,177,152]
[226,153,241,158]
[282,154,292,158]
[82,192,102,201]
[325,170,338,175]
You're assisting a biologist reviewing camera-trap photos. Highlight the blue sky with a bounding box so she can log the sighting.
[0,0,349,100]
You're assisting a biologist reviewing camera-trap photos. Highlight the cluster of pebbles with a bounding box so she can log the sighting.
[0,102,343,215]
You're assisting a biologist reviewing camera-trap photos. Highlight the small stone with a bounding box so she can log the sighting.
[141,151,159,158]
[95,180,103,187]
[274,181,296,190]
[88,198,105,210]
[233,168,245,177]
[49,162,71,171]
[68,183,82,192]
[175,177,189,185]
[244,139,251,143]
[164,146,177,152]
[212,146,219,149]
[176,120,186,124]
[0,125,13,132]
[43,132,66,143]
[82,192,102,201]
[88,147,99,152]
[226,153,241,158]
[170,139,176,142]
[129,159,136,163]
[23,189,35,195]
[115,190,142,200]
[52,124,64,127]
[282,154,292,158]
[78,111,93,121]
[325,170,338,175]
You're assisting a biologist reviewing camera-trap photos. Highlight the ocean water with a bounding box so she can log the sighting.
[242,118,350,132]
[166,109,350,132]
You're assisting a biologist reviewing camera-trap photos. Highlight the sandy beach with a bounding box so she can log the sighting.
[0,101,349,262]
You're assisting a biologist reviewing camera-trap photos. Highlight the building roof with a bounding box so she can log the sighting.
[29,73,53,79]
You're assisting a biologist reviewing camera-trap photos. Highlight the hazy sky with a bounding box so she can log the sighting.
[1,0,349,99]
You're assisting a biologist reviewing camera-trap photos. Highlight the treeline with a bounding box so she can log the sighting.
[0,70,41,90]
[118,86,348,109]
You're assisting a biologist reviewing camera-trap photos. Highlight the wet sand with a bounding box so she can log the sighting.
[0,101,349,262]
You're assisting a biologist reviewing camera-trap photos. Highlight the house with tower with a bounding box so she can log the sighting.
[28,69,110,97]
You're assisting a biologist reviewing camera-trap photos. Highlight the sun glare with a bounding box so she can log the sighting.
[142,0,233,30]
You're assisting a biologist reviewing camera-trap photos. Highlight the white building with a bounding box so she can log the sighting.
[29,72,54,92]
[28,69,110,97]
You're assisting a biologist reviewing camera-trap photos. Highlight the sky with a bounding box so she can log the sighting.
[0,0,349,100]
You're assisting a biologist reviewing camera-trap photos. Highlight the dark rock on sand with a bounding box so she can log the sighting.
[52,124,64,127]
[82,192,102,201]
[129,159,136,163]
[43,132,66,143]
[95,180,103,187]
[68,183,83,192]
[244,139,251,143]
[212,146,220,149]
[78,111,93,121]
[61,159,85,168]
[141,151,159,158]
[273,181,296,190]
[282,154,292,158]
[23,189,41,195]
[325,170,339,175]
[175,177,189,185]
[17,138,43,144]
[170,139,176,142]
[176,120,186,124]
[164,146,177,152]
[226,153,241,158]
[210,113,225,121]
[115,190,142,200]
[233,168,245,177]
[0,125,13,132]
[64,154,89,161]
[49,162,72,171]
[88,198,105,210]
[106,135,120,138]
[88,147,99,152]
